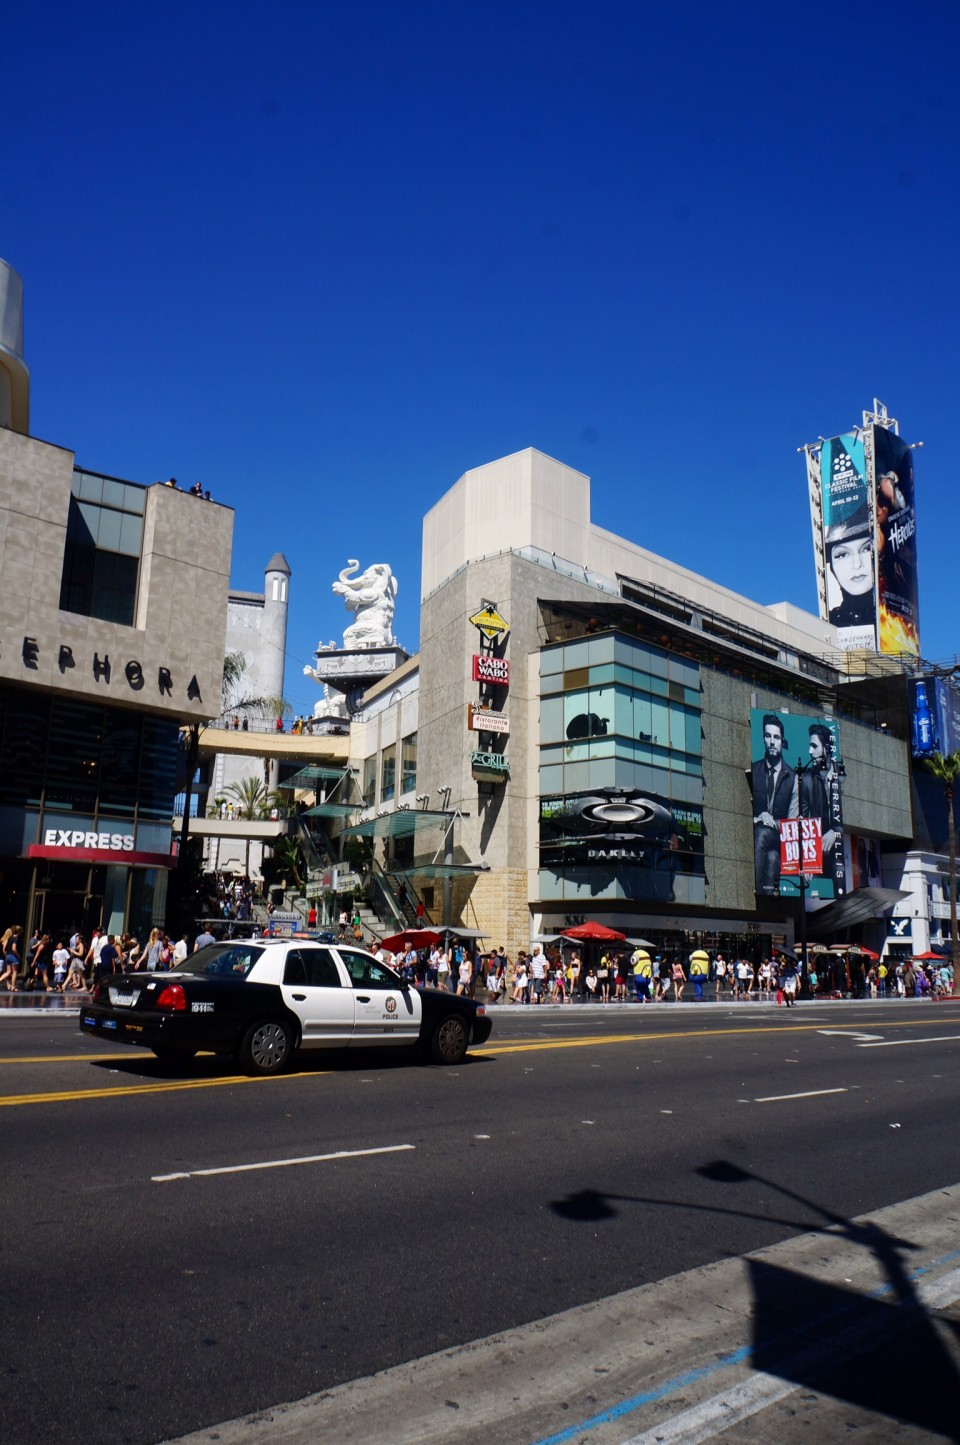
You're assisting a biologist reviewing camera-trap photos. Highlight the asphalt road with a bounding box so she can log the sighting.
[1,997,958,1444]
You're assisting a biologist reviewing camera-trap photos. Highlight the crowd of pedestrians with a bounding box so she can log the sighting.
[0,924,196,994]
[363,937,954,1006]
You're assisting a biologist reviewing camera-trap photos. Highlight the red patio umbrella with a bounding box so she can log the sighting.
[562,922,626,942]
[378,928,443,952]
[828,944,879,959]
[911,951,943,961]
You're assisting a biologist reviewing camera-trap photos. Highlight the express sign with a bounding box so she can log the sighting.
[472,655,509,685]
[43,829,135,852]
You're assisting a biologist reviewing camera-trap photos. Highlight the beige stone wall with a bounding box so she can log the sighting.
[0,429,233,720]
[449,865,528,957]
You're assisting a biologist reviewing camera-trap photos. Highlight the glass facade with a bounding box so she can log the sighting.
[362,756,378,807]
[539,634,705,904]
[400,732,417,795]
[59,470,145,625]
[0,684,178,838]
[380,743,396,803]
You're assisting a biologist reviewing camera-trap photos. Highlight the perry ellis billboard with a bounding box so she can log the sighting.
[749,708,845,900]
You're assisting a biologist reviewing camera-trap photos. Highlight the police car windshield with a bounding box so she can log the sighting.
[173,943,264,977]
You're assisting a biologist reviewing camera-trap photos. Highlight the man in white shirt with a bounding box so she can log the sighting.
[173,933,189,965]
[529,946,547,1004]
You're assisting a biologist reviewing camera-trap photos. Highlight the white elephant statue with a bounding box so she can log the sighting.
[332,560,398,648]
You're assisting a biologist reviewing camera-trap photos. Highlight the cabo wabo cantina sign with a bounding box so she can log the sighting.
[472,654,509,685]
[540,789,704,902]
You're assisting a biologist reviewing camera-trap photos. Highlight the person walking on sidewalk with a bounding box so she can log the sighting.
[780,955,799,1007]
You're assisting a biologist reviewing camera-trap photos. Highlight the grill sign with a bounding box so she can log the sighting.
[471,751,510,778]
[472,655,509,685]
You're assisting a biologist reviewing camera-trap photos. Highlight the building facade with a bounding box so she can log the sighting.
[0,258,233,942]
[340,448,919,961]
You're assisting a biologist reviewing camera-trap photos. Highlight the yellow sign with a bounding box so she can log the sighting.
[469,605,510,639]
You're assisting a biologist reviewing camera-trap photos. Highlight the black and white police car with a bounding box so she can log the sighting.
[79,938,492,1073]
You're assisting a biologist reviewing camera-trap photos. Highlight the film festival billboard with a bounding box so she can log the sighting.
[814,433,877,651]
[870,425,920,657]
[749,708,845,900]
[809,426,921,657]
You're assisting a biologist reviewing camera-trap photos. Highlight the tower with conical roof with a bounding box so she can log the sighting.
[0,259,29,434]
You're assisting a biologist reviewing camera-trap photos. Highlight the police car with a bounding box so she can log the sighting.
[79,938,492,1073]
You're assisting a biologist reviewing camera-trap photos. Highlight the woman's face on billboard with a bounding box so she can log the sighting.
[830,537,874,596]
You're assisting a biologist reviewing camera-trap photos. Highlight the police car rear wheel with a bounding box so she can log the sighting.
[431,1015,468,1065]
[240,1019,293,1075]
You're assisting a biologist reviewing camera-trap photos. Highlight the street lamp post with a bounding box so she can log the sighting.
[797,867,810,998]
[795,754,813,1000]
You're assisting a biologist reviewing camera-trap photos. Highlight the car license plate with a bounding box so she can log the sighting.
[109,988,140,1007]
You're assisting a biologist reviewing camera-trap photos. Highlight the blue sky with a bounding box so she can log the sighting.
[5,1,958,716]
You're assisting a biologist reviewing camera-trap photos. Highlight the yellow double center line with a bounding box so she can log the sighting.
[0,1016,954,1107]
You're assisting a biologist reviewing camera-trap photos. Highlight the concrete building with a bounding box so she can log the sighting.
[0,258,233,941]
[341,448,916,961]
[205,552,292,874]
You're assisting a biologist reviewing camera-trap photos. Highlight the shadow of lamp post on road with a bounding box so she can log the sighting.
[697,1159,960,1436]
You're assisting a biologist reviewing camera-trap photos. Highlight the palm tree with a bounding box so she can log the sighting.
[222,780,270,826]
[924,750,960,992]
[221,651,248,712]
[267,836,307,894]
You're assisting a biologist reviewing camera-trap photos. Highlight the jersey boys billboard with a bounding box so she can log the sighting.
[749,708,845,900]
[806,416,920,657]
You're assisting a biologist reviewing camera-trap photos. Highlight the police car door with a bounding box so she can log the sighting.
[279,947,355,1047]
[336,947,421,1046]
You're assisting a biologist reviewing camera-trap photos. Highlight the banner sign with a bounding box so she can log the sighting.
[870,425,920,657]
[814,433,877,651]
[468,706,510,735]
[779,817,823,876]
[473,655,509,685]
[468,606,509,639]
[910,676,960,758]
[750,708,845,899]
[471,750,509,782]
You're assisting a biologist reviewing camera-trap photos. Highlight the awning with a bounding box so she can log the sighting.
[279,765,356,789]
[303,802,361,818]
[342,810,454,839]
[806,887,910,939]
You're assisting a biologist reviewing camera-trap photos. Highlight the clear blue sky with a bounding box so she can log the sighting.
[5,1,958,717]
